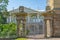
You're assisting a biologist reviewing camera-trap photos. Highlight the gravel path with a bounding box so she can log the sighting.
[27,38,60,40]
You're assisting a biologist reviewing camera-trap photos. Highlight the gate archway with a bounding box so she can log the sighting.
[25,13,45,38]
[12,6,45,38]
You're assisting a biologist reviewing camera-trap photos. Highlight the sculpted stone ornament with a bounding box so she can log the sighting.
[46,6,51,11]
[19,6,24,12]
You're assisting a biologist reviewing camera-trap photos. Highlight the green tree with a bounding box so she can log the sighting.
[0,0,8,12]
[0,12,6,24]
[0,0,9,24]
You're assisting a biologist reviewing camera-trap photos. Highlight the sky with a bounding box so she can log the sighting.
[7,0,46,11]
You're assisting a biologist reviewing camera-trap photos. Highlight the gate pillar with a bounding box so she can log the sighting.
[42,11,54,38]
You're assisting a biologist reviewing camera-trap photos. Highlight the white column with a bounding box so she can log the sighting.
[37,13,39,22]
[46,20,51,37]
[10,16,12,22]
[7,17,9,23]
[27,13,30,22]
[37,13,39,19]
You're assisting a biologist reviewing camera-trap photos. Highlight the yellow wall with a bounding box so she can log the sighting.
[47,0,60,9]
[47,0,54,10]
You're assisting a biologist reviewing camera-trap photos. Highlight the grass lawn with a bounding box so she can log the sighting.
[15,38,27,40]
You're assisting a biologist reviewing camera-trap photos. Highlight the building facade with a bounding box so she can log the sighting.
[43,0,60,37]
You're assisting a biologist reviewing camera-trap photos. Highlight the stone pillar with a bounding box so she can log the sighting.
[22,17,26,37]
[46,19,51,37]
[42,12,54,38]
[44,17,53,38]
[16,16,26,37]
[16,17,21,37]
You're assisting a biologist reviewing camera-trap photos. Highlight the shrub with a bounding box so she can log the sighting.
[0,23,17,38]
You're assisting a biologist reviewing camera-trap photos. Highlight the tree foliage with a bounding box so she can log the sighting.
[0,0,9,24]
[0,0,8,12]
[0,12,6,24]
[0,0,17,38]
